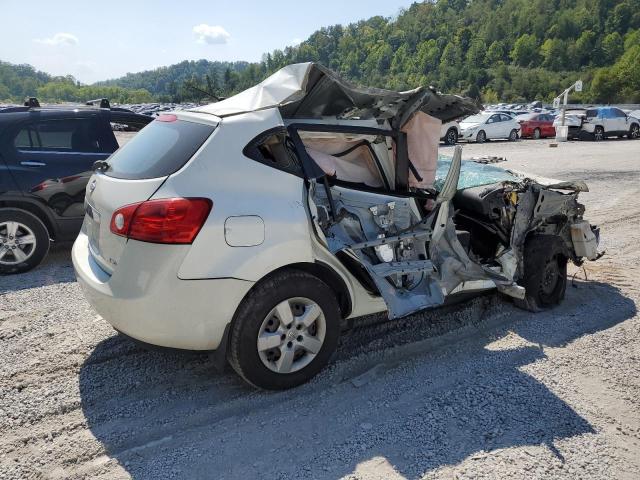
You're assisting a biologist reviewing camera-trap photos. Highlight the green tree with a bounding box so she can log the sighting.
[511,34,539,67]
[603,32,624,60]
[485,41,506,65]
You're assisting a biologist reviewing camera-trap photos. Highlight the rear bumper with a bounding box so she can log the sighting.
[72,232,254,350]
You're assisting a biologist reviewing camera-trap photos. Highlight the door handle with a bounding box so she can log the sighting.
[20,161,46,167]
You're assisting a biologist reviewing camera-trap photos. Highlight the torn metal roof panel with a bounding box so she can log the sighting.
[191,62,480,125]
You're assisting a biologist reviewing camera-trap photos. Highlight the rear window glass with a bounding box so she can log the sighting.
[105,118,215,180]
[586,109,599,118]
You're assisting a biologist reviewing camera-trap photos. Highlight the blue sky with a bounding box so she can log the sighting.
[0,0,415,83]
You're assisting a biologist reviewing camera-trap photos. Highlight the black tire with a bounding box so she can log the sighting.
[508,129,518,141]
[228,270,341,390]
[0,208,50,275]
[593,126,604,141]
[628,123,639,140]
[533,128,541,139]
[444,128,458,145]
[514,235,567,312]
[476,130,486,143]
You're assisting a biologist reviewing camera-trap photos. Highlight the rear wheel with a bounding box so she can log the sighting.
[228,270,341,390]
[629,123,639,139]
[0,209,50,275]
[508,129,518,141]
[593,126,605,141]
[533,128,541,139]
[444,128,458,145]
[476,130,486,143]
[514,235,567,312]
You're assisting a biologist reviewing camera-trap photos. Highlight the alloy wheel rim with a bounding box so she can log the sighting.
[534,129,540,139]
[0,221,37,265]
[257,297,326,374]
[447,130,456,144]
[595,128,604,141]
[632,126,639,139]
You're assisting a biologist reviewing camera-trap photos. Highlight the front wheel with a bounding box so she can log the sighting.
[228,270,341,390]
[476,130,486,143]
[508,129,518,141]
[533,128,541,139]
[444,128,458,145]
[629,123,639,139]
[0,209,50,275]
[514,235,567,312]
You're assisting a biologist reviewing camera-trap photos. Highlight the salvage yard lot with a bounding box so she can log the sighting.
[1,138,640,479]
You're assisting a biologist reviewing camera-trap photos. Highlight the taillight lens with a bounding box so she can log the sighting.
[110,197,212,244]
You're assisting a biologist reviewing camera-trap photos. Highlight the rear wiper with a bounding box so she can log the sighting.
[93,160,110,172]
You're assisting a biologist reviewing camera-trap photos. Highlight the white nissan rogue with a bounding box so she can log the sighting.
[73,63,600,389]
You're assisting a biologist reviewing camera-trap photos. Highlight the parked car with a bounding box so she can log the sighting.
[459,112,521,142]
[440,120,460,145]
[518,113,556,139]
[73,63,600,390]
[0,98,152,274]
[581,107,640,141]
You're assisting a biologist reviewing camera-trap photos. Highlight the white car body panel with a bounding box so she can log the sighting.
[73,231,254,350]
[439,121,459,140]
[158,109,317,282]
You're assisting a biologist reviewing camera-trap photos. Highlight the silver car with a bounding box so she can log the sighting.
[73,63,600,389]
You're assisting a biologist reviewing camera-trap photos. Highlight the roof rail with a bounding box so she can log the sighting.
[24,97,40,108]
[86,98,110,109]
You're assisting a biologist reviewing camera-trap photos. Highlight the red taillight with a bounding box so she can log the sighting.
[110,198,212,244]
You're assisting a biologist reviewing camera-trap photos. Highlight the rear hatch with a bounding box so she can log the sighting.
[84,114,217,274]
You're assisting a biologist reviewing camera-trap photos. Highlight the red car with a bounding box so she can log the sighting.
[518,113,556,139]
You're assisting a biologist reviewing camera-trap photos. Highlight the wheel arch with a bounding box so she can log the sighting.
[0,199,57,240]
[249,262,353,319]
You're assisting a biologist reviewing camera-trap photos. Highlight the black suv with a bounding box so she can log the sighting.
[0,98,152,274]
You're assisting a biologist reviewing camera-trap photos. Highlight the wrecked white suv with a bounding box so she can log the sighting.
[72,63,600,389]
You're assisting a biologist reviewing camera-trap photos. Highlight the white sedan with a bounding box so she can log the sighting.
[459,112,521,142]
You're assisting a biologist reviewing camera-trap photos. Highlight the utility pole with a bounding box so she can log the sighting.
[553,80,582,141]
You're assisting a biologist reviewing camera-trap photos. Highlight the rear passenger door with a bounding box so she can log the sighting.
[4,115,112,219]
[500,114,515,137]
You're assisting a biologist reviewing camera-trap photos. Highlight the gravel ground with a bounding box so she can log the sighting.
[1,137,639,479]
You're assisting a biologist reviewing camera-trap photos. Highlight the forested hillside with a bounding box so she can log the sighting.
[95,60,250,102]
[0,61,154,103]
[2,0,639,104]
[248,0,640,103]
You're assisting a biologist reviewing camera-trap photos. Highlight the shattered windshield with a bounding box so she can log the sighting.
[434,156,517,191]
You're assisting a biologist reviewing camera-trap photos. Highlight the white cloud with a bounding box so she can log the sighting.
[34,32,79,47]
[291,38,302,46]
[193,24,231,45]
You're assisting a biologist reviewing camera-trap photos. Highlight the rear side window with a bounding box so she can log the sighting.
[105,118,215,180]
[243,128,302,177]
[14,118,103,153]
[586,109,599,118]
